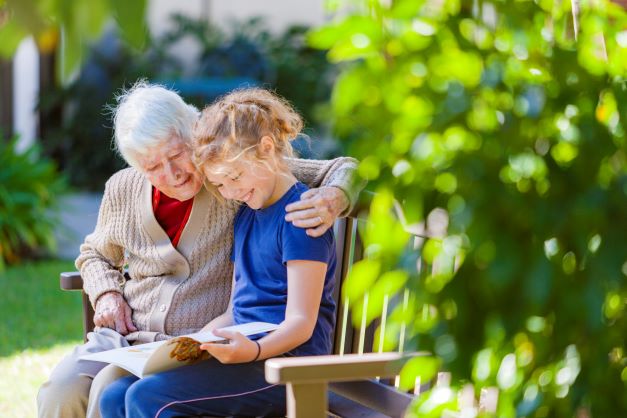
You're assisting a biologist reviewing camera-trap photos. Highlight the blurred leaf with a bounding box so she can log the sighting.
[109,0,147,49]
[5,0,46,36]
[409,386,458,418]
[331,66,367,115]
[75,0,109,39]
[413,303,439,333]
[58,24,82,83]
[400,355,441,390]
[308,16,381,61]
[343,259,381,302]
[0,17,28,57]
[363,270,409,325]
[365,189,411,259]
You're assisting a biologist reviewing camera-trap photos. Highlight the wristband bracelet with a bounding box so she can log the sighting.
[250,340,261,363]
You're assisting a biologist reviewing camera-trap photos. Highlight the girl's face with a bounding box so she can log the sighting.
[204,158,284,209]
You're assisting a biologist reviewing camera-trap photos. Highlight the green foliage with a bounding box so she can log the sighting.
[265,24,337,132]
[38,30,174,190]
[0,0,147,83]
[0,138,67,269]
[313,0,627,416]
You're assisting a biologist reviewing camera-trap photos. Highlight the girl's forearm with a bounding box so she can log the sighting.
[255,315,314,360]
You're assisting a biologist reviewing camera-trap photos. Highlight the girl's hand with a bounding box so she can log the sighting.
[199,328,260,364]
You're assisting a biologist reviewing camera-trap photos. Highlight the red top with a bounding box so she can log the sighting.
[152,187,194,247]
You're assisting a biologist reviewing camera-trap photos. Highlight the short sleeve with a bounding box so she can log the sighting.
[281,221,334,265]
[231,205,247,262]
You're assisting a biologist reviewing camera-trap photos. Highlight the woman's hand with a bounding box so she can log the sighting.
[94,291,137,335]
[284,186,348,237]
[199,329,260,364]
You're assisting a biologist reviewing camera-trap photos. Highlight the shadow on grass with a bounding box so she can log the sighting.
[0,260,84,357]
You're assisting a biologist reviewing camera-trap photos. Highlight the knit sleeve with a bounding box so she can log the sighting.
[287,156,364,216]
[75,174,127,308]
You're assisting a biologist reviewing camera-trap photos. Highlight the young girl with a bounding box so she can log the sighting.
[99,88,337,418]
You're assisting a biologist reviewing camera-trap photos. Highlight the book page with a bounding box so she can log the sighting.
[186,321,279,343]
[80,340,164,378]
[80,321,278,378]
[143,321,279,375]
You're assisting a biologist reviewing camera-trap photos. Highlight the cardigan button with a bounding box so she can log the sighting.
[159,304,167,312]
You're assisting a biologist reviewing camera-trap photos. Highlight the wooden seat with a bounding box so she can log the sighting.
[60,215,425,417]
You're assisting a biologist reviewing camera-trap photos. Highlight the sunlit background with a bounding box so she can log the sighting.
[1,1,626,417]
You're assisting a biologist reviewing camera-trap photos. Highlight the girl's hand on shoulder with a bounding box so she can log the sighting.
[199,328,260,364]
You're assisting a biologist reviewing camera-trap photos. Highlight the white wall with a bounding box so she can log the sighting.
[148,0,326,34]
[148,0,210,37]
[147,0,327,74]
[12,37,39,152]
[210,0,327,32]
[148,0,210,72]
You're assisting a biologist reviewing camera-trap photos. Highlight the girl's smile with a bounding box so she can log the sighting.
[203,136,296,210]
[238,189,254,203]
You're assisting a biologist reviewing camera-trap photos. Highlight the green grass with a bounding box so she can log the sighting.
[0,260,84,418]
[0,260,83,356]
[0,342,79,418]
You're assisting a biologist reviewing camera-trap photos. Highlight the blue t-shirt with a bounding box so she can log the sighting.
[231,182,337,356]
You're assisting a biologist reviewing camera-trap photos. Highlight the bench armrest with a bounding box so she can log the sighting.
[265,352,424,418]
[265,351,423,384]
[59,271,94,340]
[60,271,84,290]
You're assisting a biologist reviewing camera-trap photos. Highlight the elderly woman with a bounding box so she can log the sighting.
[37,81,360,418]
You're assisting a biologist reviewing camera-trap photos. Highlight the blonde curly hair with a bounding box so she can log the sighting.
[192,88,303,171]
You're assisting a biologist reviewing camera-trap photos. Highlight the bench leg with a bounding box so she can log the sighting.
[285,382,328,418]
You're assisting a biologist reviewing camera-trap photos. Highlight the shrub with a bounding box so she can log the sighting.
[312,0,627,416]
[0,138,67,269]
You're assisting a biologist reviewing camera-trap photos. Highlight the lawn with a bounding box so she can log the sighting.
[0,260,83,418]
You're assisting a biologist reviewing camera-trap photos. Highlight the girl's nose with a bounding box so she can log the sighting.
[219,186,236,200]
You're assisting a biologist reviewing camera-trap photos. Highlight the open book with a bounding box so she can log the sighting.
[80,322,278,378]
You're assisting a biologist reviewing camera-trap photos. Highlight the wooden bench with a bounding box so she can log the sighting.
[60,214,427,417]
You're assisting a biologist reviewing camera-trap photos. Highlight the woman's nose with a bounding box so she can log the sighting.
[164,162,182,181]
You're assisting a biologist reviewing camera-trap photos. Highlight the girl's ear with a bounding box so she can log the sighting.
[259,136,275,156]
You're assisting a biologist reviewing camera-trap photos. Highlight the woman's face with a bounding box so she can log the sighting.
[135,135,204,201]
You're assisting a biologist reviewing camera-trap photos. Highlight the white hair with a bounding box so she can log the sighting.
[112,80,200,169]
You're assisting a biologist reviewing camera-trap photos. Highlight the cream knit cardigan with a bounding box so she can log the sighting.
[76,157,358,343]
